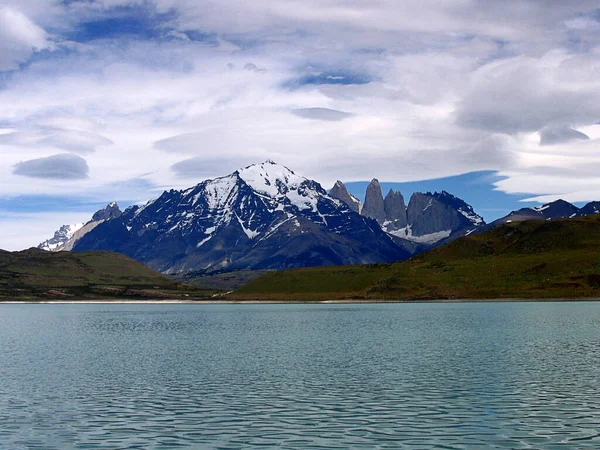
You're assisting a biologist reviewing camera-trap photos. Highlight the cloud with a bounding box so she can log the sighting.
[3,0,600,250]
[291,107,353,121]
[455,53,600,134]
[0,129,113,153]
[0,6,51,71]
[171,156,258,179]
[13,154,89,180]
[539,125,590,146]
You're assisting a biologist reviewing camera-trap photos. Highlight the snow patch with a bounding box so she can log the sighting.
[534,204,550,212]
[458,208,484,225]
[202,175,238,209]
[196,235,212,248]
[388,226,452,244]
[235,214,260,239]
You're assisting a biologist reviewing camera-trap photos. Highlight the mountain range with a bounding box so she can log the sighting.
[69,161,408,273]
[38,161,600,274]
[329,179,484,245]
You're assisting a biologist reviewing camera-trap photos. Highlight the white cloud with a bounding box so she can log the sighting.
[0,6,51,71]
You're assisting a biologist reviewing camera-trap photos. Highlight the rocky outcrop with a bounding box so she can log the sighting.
[329,180,362,213]
[383,189,407,230]
[383,191,484,245]
[408,193,465,236]
[92,202,122,222]
[362,179,385,224]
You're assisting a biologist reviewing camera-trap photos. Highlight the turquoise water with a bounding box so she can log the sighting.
[1,302,600,449]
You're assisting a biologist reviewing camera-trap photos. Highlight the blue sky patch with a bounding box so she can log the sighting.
[285,70,372,89]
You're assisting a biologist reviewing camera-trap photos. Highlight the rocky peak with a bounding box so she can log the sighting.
[407,192,462,237]
[236,161,309,198]
[577,201,600,217]
[383,189,407,229]
[533,199,579,219]
[329,180,362,213]
[38,223,85,251]
[432,191,484,226]
[92,202,122,222]
[362,179,385,224]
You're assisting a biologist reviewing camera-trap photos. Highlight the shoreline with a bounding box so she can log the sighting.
[2,297,600,305]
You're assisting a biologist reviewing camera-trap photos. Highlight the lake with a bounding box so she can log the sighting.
[1,302,599,449]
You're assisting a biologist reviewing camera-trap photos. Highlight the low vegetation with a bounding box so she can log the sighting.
[171,269,273,291]
[0,249,218,301]
[233,215,600,301]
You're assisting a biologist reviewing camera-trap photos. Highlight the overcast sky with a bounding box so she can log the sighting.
[1,0,600,249]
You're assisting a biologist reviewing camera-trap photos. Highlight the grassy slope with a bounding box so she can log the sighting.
[234,215,600,300]
[0,249,218,300]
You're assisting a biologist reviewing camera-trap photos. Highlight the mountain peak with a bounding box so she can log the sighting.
[237,161,306,198]
[329,180,362,213]
[363,178,385,224]
[91,202,123,222]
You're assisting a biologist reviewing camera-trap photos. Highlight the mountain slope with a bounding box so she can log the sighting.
[0,249,214,300]
[234,214,600,300]
[74,161,409,273]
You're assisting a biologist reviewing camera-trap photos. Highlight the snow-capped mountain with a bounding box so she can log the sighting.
[38,203,122,252]
[38,223,85,251]
[332,180,484,245]
[73,161,409,273]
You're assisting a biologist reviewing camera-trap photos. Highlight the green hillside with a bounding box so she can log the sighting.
[234,215,600,300]
[0,249,217,300]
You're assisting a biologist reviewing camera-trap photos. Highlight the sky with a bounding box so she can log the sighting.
[2,1,600,250]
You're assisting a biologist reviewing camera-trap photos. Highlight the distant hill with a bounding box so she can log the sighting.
[0,249,216,300]
[234,214,600,301]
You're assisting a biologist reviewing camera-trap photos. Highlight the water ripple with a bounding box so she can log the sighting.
[1,302,600,448]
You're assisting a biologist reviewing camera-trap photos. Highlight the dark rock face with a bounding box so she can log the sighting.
[92,202,122,222]
[403,191,484,240]
[74,162,409,273]
[407,193,460,236]
[383,189,407,229]
[362,179,385,224]
[329,180,361,213]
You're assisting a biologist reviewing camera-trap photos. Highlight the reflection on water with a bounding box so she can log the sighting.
[1,302,600,448]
